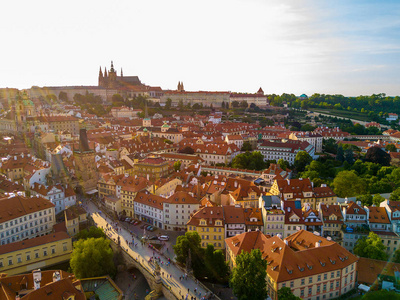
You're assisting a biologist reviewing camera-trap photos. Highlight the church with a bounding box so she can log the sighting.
[98,61,143,89]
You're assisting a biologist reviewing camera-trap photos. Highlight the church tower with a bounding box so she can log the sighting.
[98,66,103,86]
[108,61,117,88]
[73,129,98,193]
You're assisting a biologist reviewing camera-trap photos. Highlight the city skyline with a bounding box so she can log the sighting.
[1,0,400,96]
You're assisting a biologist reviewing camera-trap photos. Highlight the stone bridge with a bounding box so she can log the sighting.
[110,241,177,300]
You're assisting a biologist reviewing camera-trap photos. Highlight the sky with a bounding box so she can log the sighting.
[1,0,399,96]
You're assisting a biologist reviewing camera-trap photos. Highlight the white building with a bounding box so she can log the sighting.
[31,183,66,214]
[133,191,164,229]
[257,140,315,164]
[0,195,55,245]
[163,191,200,231]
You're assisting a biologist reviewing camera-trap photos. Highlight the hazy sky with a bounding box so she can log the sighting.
[1,0,399,96]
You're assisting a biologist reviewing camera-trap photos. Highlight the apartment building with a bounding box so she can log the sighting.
[163,191,200,231]
[225,230,358,300]
[319,203,344,242]
[0,195,55,245]
[30,183,66,214]
[0,231,72,275]
[133,191,164,228]
[257,140,315,165]
[187,206,225,249]
[259,195,285,237]
[120,175,150,218]
[283,200,306,237]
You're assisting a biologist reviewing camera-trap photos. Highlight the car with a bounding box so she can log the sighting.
[140,224,146,229]
[149,227,156,232]
[133,221,138,226]
[146,225,152,230]
[148,236,158,240]
[158,235,169,241]
[130,219,136,224]
[125,217,131,222]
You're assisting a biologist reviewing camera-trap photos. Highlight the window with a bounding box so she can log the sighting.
[337,271,340,277]
[17,256,22,263]
[290,281,294,288]
[51,248,56,254]
[331,272,334,278]
[317,285,320,293]
[26,254,31,261]
[301,289,304,297]
[330,282,334,290]
[309,277,313,284]
[0,261,3,268]
[318,275,321,282]
[301,279,305,285]
[324,273,327,280]
[8,259,13,266]
[35,252,39,259]
[323,284,327,291]
[308,287,312,295]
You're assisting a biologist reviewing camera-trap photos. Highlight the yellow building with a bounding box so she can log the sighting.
[0,232,72,275]
[97,174,124,200]
[187,206,225,249]
[226,230,358,300]
[64,205,87,237]
[229,184,262,208]
[133,157,171,181]
[120,176,150,218]
[154,177,182,196]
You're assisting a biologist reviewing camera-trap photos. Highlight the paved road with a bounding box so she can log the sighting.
[88,205,212,300]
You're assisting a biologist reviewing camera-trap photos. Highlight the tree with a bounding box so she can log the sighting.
[278,159,290,171]
[372,194,386,206]
[179,146,195,154]
[111,94,124,106]
[173,231,205,277]
[204,244,228,282]
[323,138,338,154]
[344,148,354,164]
[75,226,106,240]
[357,193,373,206]
[277,287,302,300]
[365,147,391,166]
[300,124,315,132]
[353,232,388,261]
[230,249,267,300]
[333,171,366,197]
[386,143,397,152]
[393,249,400,263]
[173,160,182,171]
[241,141,252,152]
[240,100,248,108]
[165,98,172,109]
[336,146,344,162]
[294,151,313,173]
[390,188,400,201]
[231,100,239,108]
[231,151,267,171]
[59,91,68,102]
[70,237,115,279]
[178,99,184,109]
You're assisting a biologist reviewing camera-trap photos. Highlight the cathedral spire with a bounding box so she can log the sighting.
[104,67,108,77]
[121,68,123,77]
[110,60,115,72]
[99,66,103,77]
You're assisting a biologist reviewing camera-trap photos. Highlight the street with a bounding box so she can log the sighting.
[86,199,214,300]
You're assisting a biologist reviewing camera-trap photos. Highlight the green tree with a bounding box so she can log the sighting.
[385,144,397,152]
[278,159,291,170]
[173,231,205,277]
[357,193,373,206]
[230,249,267,300]
[70,237,115,279]
[178,99,184,109]
[59,91,68,102]
[240,100,248,108]
[300,124,315,132]
[111,94,124,106]
[277,287,302,300]
[344,148,354,164]
[372,194,386,206]
[365,147,391,166]
[231,100,239,108]
[333,171,366,197]
[204,244,228,282]
[353,232,388,260]
[75,226,106,240]
[231,151,267,171]
[390,188,400,201]
[173,160,182,171]
[336,146,344,162]
[294,151,313,173]
[393,249,400,263]
[165,98,172,109]
[241,141,252,152]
